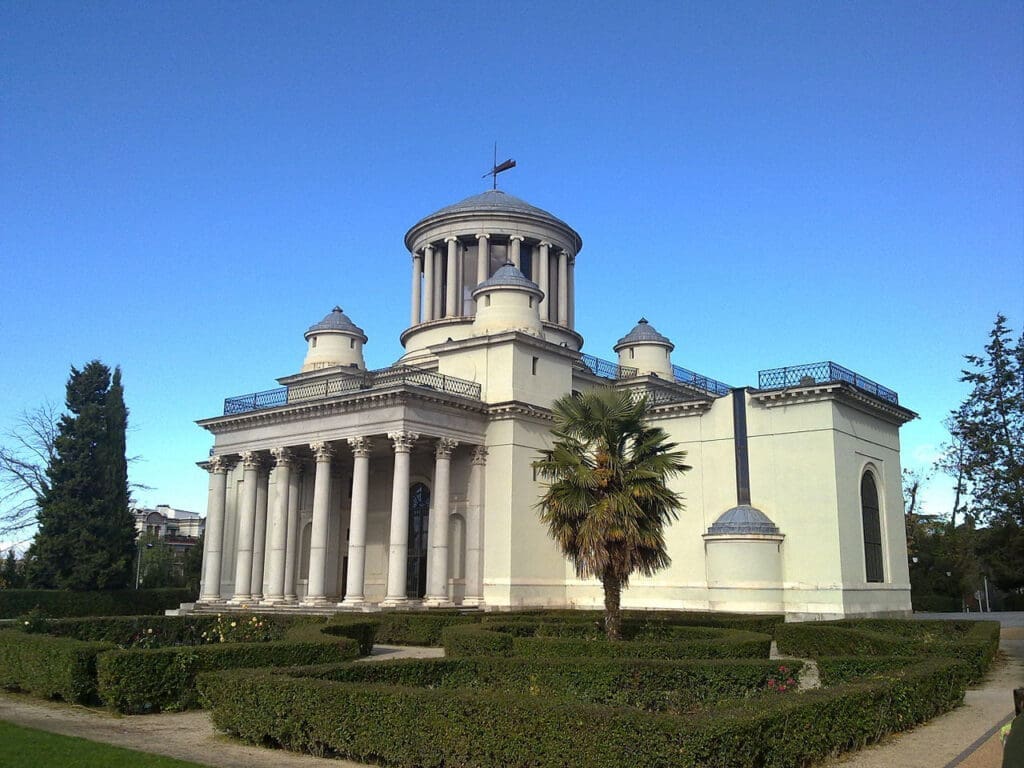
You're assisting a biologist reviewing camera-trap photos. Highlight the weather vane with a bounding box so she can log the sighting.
[483,142,516,190]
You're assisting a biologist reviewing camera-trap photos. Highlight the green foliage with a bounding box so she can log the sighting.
[200,613,284,644]
[534,389,690,639]
[26,362,136,590]
[0,588,193,618]
[774,618,1000,681]
[136,533,177,589]
[331,610,480,646]
[181,532,204,595]
[97,623,361,714]
[322,619,379,656]
[199,655,970,768]
[0,549,24,589]
[950,314,1024,526]
[0,629,112,702]
[444,622,771,659]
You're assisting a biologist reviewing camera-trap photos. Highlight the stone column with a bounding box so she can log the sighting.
[558,249,569,326]
[445,237,459,318]
[456,239,466,316]
[303,441,334,605]
[199,456,232,602]
[342,437,372,606]
[410,252,422,326]
[476,233,489,286]
[463,446,487,607]
[382,431,418,606]
[283,463,302,602]
[422,244,435,322]
[538,241,551,322]
[250,467,270,600]
[264,447,293,603]
[509,235,523,269]
[424,438,458,606]
[230,451,261,603]
[433,248,444,320]
[568,254,576,329]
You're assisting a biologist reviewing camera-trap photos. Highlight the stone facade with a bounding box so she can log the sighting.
[194,190,915,619]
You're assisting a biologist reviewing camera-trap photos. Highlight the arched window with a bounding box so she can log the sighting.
[406,483,430,598]
[861,472,884,583]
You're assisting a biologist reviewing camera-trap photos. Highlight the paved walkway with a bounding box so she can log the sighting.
[0,623,1019,768]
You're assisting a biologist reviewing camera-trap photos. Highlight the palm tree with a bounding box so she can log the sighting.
[534,389,690,640]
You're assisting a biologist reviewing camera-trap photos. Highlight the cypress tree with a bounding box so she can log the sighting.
[26,361,136,589]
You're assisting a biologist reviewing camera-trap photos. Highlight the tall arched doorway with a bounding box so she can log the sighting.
[861,472,884,583]
[407,483,430,598]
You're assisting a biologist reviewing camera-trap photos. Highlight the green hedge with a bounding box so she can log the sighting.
[332,612,478,646]
[483,610,785,636]
[199,656,970,768]
[0,589,194,619]
[96,622,362,713]
[444,623,771,660]
[775,619,1000,681]
[0,630,112,703]
[284,656,793,712]
[322,620,379,657]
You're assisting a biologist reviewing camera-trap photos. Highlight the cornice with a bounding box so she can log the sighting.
[750,383,916,426]
[198,385,488,435]
[486,400,554,424]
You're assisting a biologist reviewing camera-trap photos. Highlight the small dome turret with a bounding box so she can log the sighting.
[613,318,674,378]
[301,306,368,372]
[707,505,781,536]
[472,262,544,336]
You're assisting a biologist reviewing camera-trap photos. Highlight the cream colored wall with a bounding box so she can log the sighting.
[472,289,543,336]
[618,343,673,378]
[302,332,365,372]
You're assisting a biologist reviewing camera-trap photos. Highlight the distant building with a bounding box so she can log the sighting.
[192,189,914,619]
[133,505,205,558]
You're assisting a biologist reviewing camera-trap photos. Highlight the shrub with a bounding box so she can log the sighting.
[199,655,970,768]
[444,623,771,660]
[0,589,193,619]
[0,630,111,703]
[97,622,361,713]
[356,612,480,646]
[323,619,379,656]
[775,619,999,681]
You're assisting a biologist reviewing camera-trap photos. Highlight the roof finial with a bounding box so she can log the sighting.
[483,142,516,190]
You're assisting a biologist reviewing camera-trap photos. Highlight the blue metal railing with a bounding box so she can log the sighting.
[672,364,732,397]
[575,353,638,380]
[757,361,898,405]
[223,365,482,415]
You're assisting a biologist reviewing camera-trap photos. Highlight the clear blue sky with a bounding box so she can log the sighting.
[2,1,1021,537]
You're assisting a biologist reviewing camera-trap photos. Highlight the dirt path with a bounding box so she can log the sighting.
[0,645,441,768]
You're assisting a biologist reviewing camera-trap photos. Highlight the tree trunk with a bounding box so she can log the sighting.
[602,570,622,641]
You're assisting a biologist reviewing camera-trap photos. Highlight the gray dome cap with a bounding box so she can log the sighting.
[304,306,367,342]
[472,262,544,298]
[707,505,781,536]
[613,318,675,352]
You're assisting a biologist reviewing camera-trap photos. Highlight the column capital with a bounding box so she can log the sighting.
[388,431,419,453]
[422,243,434,255]
[207,455,234,474]
[509,235,525,243]
[411,250,423,262]
[347,436,373,458]
[476,233,489,241]
[471,445,489,465]
[538,241,552,249]
[240,451,263,471]
[310,441,335,462]
[435,437,458,459]
[270,447,295,468]
[444,236,459,244]
[559,248,571,259]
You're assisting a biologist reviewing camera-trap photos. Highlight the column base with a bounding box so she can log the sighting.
[259,596,288,606]
[422,597,454,608]
[380,596,411,609]
[196,596,227,605]
[300,596,332,607]
[227,595,253,606]
[461,597,485,608]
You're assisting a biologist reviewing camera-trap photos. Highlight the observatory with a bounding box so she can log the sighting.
[193,188,914,619]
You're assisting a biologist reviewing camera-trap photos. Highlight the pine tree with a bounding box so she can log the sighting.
[951,315,1024,526]
[26,361,136,590]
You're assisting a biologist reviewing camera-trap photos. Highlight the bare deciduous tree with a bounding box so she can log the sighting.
[0,402,59,541]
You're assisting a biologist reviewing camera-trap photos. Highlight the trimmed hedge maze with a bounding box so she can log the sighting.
[0,589,194,619]
[0,614,377,713]
[0,609,1002,767]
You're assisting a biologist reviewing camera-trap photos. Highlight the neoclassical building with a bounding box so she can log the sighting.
[193,189,915,618]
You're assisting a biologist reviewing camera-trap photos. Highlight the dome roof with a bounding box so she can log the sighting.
[304,307,367,341]
[404,189,583,252]
[707,505,781,536]
[614,318,674,351]
[472,262,543,296]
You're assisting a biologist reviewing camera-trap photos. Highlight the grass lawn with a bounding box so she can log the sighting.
[0,720,212,768]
